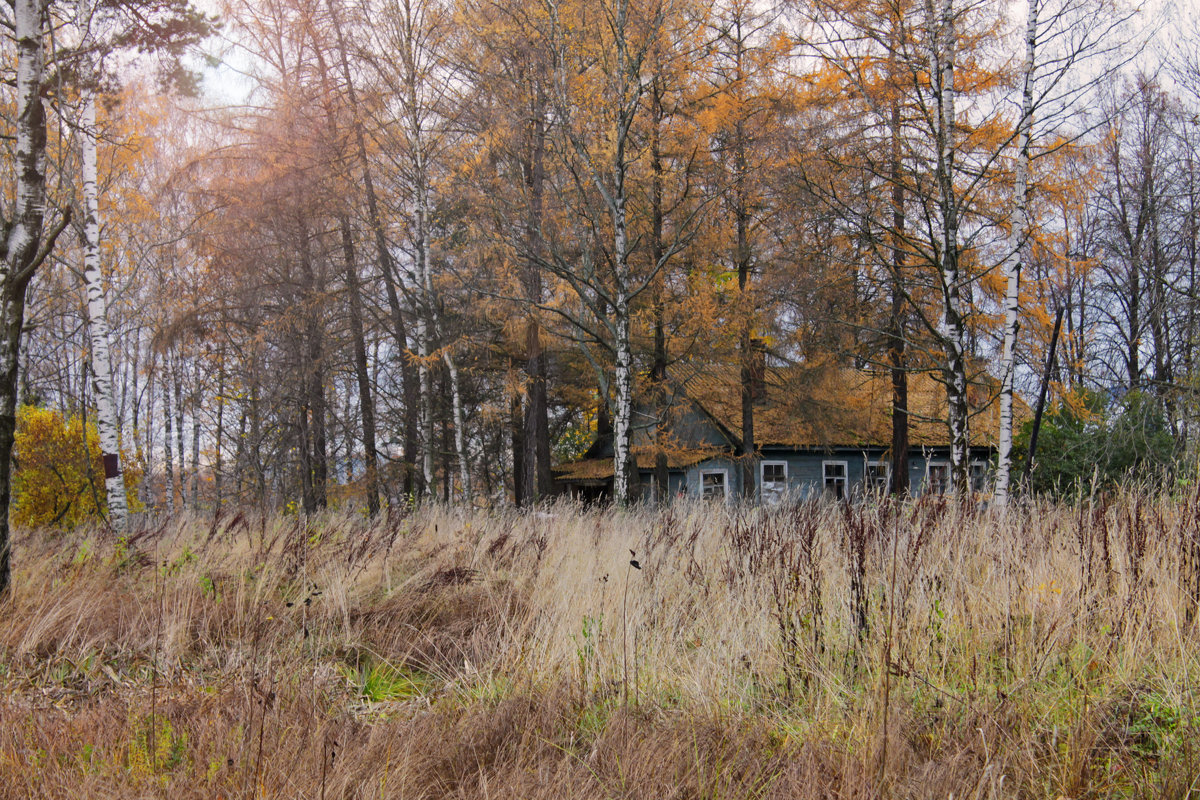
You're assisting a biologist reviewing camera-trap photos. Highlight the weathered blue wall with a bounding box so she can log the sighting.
[676,450,987,500]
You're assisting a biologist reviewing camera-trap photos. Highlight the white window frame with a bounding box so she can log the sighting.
[822,460,848,500]
[699,468,729,501]
[864,460,891,493]
[760,460,788,503]
[926,461,951,495]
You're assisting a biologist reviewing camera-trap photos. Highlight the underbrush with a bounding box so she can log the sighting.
[3,491,1200,797]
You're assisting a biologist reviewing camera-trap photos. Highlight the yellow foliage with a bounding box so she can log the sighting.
[12,406,142,530]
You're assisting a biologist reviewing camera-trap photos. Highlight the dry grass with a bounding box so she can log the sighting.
[4,492,1200,798]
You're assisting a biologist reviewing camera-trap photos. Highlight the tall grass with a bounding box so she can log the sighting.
[3,491,1200,797]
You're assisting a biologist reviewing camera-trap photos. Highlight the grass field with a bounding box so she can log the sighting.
[4,492,1200,798]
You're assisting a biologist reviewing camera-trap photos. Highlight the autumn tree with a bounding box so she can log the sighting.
[701,0,797,500]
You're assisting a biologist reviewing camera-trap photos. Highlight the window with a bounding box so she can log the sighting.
[761,461,788,503]
[700,469,728,500]
[926,462,950,495]
[865,461,890,493]
[823,461,848,500]
[969,461,989,493]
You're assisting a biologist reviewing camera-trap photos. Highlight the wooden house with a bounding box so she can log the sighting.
[553,365,1011,502]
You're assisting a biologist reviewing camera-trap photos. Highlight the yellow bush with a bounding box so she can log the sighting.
[12,405,141,529]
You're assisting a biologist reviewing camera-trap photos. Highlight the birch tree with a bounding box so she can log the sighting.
[539,0,704,504]
[367,0,469,500]
[0,0,70,593]
[993,0,1139,505]
[78,91,130,530]
[75,0,130,530]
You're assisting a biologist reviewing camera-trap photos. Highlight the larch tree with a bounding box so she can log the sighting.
[324,0,422,500]
[702,0,795,500]
[456,0,559,505]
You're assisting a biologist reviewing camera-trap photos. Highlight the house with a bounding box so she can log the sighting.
[553,364,1010,502]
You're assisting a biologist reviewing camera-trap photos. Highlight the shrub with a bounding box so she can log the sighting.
[1017,388,1177,496]
[11,405,141,529]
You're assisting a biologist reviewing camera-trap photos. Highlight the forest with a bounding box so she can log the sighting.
[13,2,1200,796]
[1,0,1196,539]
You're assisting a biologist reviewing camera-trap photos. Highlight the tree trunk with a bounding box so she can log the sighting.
[190,375,200,508]
[214,351,225,507]
[933,0,971,491]
[163,360,176,511]
[0,0,62,592]
[298,394,315,514]
[300,226,327,512]
[613,292,634,505]
[79,88,129,530]
[887,19,910,496]
[173,362,185,509]
[612,191,634,504]
[522,90,553,501]
[415,172,435,498]
[443,349,470,503]
[234,406,245,501]
[733,30,755,503]
[249,362,266,513]
[340,217,380,515]
[650,86,669,502]
[995,0,1038,507]
[510,375,527,506]
[523,323,552,501]
[327,0,420,497]
[610,127,634,505]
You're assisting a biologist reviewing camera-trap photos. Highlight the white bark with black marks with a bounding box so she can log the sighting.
[442,349,470,502]
[80,89,130,531]
[995,0,1039,507]
[1,0,68,593]
[932,0,971,490]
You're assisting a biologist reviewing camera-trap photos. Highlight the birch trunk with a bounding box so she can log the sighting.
[163,361,176,511]
[415,174,435,496]
[613,279,633,505]
[442,349,470,502]
[934,0,971,491]
[994,0,1039,507]
[0,0,57,593]
[80,90,130,530]
[610,0,634,507]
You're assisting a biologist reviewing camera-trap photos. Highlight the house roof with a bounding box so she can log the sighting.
[553,446,714,482]
[554,364,1026,483]
[678,364,1013,449]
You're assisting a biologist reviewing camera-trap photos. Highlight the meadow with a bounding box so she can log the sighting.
[3,492,1200,798]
